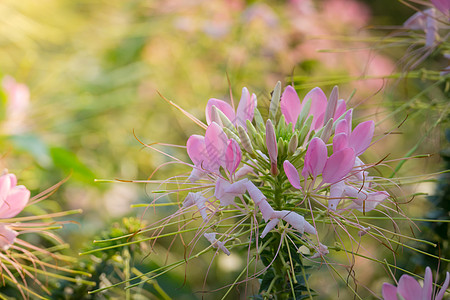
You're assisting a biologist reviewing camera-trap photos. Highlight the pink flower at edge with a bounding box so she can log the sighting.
[0,172,30,219]
[205,87,257,129]
[382,267,450,300]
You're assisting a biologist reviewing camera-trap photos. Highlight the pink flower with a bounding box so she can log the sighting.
[205,87,257,129]
[280,86,346,131]
[266,119,278,174]
[333,110,375,156]
[0,172,30,219]
[301,137,355,184]
[0,224,18,250]
[431,0,449,15]
[186,122,242,182]
[382,267,450,300]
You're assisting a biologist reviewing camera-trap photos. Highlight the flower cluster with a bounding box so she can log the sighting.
[96,81,448,299]
[183,82,390,262]
[0,170,89,298]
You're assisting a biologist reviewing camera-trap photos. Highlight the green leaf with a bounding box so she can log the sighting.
[50,147,96,184]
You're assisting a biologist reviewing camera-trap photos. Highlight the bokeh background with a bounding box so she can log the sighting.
[0,0,448,299]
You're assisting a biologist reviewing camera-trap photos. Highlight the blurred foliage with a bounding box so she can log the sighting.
[0,0,448,298]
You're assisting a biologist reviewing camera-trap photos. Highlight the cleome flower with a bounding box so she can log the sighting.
[100,81,427,299]
[382,266,450,300]
[0,170,89,298]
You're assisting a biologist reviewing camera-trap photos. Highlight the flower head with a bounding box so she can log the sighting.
[382,267,450,300]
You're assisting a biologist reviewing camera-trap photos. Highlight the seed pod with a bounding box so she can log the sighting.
[269,81,281,120]
[288,133,299,154]
[238,125,254,154]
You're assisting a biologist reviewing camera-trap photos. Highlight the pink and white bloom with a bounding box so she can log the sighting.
[382,267,450,300]
[205,87,257,129]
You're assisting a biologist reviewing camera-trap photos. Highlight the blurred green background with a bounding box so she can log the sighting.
[0,0,447,299]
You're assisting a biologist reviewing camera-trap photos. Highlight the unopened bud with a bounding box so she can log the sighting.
[269,81,281,121]
[324,86,338,125]
[266,119,278,175]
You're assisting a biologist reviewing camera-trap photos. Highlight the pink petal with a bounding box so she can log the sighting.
[276,210,316,234]
[0,186,30,218]
[422,267,433,300]
[225,139,242,174]
[225,179,249,196]
[404,11,427,30]
[236,87,257,128]
[425,9,437,47]
[432,0,450,14]
[0,225,18,250]
[258,199,275,222]
[328,181,345,211]
[205,98,235,125]
[359,191,389,212]
[334,99,346,120]
[245,180,266,204]
[188,168,205,183]
[382,283,399,300]
[348,121,374,156]
[302,137,328,179]
[303,87,328,130]
[397,274,423,300]
[186,135,206,166]
[311,243,329,259]
[0,175,12,207]
[205,122,228,171]
[335,119,349,136]
[322,148,355,184]
[283,160,301,189]
[280,85,301,125]
[261,219,280,238]
[235,162,254,179]
[214,178,236,206]
[436,271,449,300]
[332,133,348,152]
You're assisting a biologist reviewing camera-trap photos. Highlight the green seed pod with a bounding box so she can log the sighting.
[320,118,333,143]
[238,125,254,154]
[276,114,286,134]
[210,105,223,126]
[269,81,281,121]
[295,98,311,131]
[223,127,240,143]
[298,115,313,145]
[216,109,236,133]
[288,133,298,154]
[253,108,265,133]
